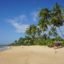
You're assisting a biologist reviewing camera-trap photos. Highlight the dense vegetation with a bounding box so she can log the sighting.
[10,3,64,46]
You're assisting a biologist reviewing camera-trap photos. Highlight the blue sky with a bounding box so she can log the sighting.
[0,0,64,45]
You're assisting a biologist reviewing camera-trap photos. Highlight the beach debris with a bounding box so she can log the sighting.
[54,41,62,48]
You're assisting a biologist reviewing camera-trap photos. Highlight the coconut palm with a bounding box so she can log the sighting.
[36,27,41,38]
[38,3,64,38]
[38,8,51,39]
[51,3,64,37]
[38,8,50,31]
[51,3,63,26]
[26,24,37,39]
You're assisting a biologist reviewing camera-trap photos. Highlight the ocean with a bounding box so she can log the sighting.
[0,46,9,51]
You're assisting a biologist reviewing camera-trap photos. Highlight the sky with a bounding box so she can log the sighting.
[0,0,64,45]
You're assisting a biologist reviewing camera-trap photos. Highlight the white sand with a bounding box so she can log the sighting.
[0,46,64,64]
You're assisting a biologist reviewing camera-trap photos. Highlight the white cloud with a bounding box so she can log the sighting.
[7,15,29,33]
[10,21,29,33]
[7,11,39,33]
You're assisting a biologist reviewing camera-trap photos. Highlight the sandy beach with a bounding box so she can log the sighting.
[0,46,64,64]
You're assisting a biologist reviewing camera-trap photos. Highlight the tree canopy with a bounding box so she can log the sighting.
[10,3,64,46]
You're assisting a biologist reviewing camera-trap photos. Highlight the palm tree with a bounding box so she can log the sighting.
[26,25,32,38]
[51,3,64,37]
[26,24,37,39]
[48,26,58,38]
[38,8,51,31]
[38,3,64,39]
[39,8,50,19]
[51,3,63,26]
[36,27,41,38]
[26,24,37,45]
[38,8,50,39]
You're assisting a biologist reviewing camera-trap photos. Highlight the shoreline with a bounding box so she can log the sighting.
[0,46,10,52]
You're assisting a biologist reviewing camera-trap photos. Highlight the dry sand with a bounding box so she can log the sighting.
[0,46,64,64]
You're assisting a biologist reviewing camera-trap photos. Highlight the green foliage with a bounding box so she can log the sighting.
[26,24,37,39]
[10,3,64,47]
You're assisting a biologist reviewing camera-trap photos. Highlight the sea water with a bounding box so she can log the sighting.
[0,46,9,51]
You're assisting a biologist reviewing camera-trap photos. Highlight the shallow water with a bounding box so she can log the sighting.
[0,46,9,51]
